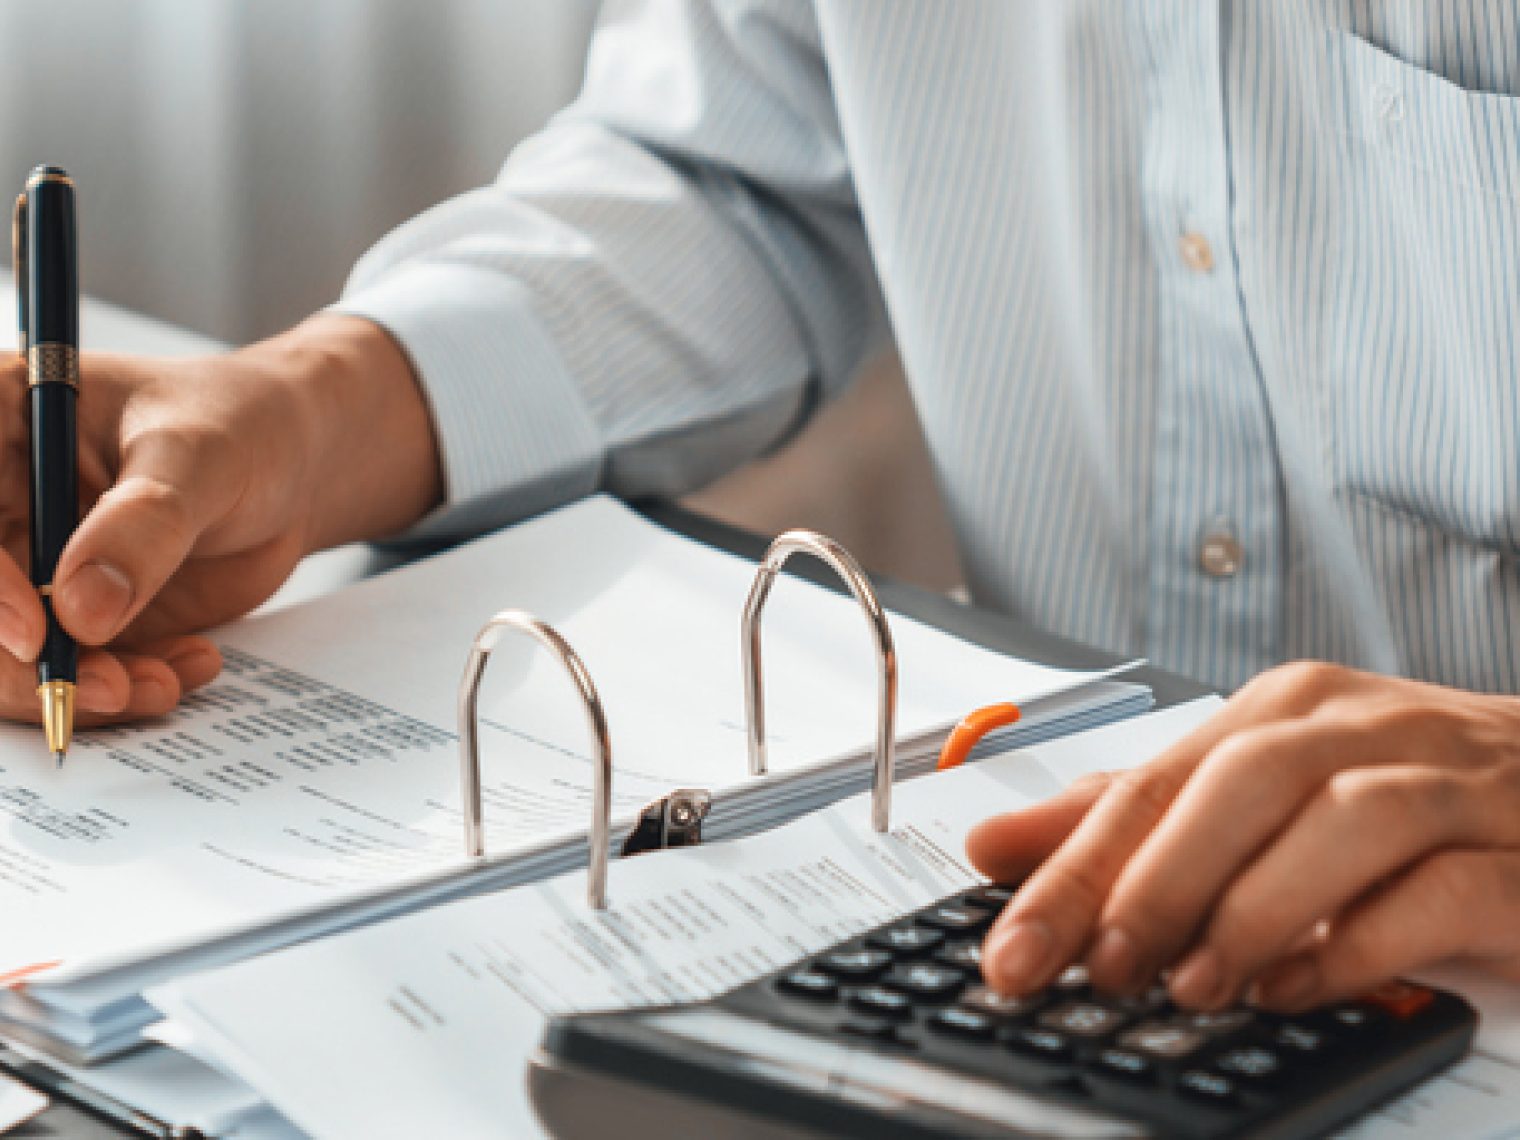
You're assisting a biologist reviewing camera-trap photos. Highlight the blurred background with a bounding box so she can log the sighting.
[0,0,960,591]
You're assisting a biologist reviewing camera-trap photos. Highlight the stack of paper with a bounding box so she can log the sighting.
[0,496,1144,1068]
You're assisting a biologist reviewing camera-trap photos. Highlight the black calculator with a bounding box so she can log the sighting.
[528,884,1477,1139]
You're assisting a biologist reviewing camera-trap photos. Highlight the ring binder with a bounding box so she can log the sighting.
[741,531,899,832]
[457,609,614,909]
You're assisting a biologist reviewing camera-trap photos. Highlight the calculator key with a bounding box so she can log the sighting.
[1215,1045,1285,1083]
[964,884,1017,910]
[1056,964,1092,992]
[776,969,838,1002]
[1180,1008,1255,1037]
[1178,1069,1238,1106]
[919,903,993,934]
[852,985,913,1020]
[1039,1001,1130,1039]
[886,962,965,1002]
[935,941,983,973]
[816,948,892,980]
[1275,1022,1332,1055]
[1005,1026,1076,1063]
[1094,1048,1155,1083]
[1322,1004,1384,1034]
[929,1006,996,1041]
[1362,980,1435,1020]
[867,924,945,957]
[1111,984,1172,1017]
[1118,1021,1208,1060]
[960,984,1046,1020]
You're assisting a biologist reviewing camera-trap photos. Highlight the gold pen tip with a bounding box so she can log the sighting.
[37,681,75,762]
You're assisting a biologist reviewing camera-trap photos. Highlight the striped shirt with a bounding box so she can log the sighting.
[338,1,1520,693]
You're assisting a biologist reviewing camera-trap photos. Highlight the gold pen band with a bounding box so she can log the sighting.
[24,169,73,192]
[25,344,78,390]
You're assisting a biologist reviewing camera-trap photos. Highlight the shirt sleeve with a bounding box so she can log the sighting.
[332,0,888,542]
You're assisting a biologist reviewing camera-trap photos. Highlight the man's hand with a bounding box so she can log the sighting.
[0,315,441,726]
[967,663,1520,1012]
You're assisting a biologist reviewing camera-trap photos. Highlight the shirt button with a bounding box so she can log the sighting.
[1199,531,1244,578]
[1179,232,1214,273]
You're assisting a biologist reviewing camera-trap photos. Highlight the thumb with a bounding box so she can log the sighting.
[965,772,1114,883]
[53,436,226,645]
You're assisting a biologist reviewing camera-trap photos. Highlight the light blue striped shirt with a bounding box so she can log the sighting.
[338,1,1520,694]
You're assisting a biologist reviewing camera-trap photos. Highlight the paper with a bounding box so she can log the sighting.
[150,699,1222,1140]
[0,1073,46,1134]
[0,496,1120,993]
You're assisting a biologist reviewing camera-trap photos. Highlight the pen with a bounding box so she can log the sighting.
[14,166,79,767]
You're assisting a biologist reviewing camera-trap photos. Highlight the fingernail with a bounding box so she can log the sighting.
[1257,959,1320,1011]
[58,562,133,640]
[0,602,33,661]
[78,670,117,712]
[1170,948,1225,1009]
[985,921,1055,993]
[1088,927,1143,994]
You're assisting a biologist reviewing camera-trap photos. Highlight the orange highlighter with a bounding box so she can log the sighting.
[936,702,1022,771]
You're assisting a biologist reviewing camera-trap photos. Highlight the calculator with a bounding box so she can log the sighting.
[528,884,1477,1139]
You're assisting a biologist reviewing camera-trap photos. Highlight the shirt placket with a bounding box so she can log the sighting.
[1134,0,1285,690]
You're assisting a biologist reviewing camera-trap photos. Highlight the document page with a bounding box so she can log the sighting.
[151,700,1222,1140]
[0,496,1121,986]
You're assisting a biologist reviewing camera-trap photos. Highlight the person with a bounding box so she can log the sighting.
[7,1,1520,1014]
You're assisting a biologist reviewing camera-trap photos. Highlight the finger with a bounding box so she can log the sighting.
[1253,849,1520,1012]
[52,429,233,645]
[979,662,1365,996]
[981,761,1191,995]
[0,646,130,720]
[1176,765,1502,1008]
[1087,717,1382,998]
[142,636,222,694]
[0,544,46,662]
[965,772,1113,882]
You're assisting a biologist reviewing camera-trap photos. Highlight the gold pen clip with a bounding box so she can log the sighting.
[11,192,25,358]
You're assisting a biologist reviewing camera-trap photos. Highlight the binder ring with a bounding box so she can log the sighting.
[742,531,899,832]
[458,609,614,909]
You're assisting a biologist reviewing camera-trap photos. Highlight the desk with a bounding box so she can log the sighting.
[0,290,1207,1138]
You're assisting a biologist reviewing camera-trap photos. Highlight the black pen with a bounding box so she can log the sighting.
[13,166,79,766]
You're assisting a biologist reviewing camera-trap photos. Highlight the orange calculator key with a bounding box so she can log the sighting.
[1361,980,1434,1020]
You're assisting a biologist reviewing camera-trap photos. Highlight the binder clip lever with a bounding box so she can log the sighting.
[621,788,712,857]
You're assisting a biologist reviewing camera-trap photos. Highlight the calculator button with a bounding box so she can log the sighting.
[935,941,983,973]
[1178,1069,1238,1105]
[1180,1008,1255,1037]
[920,904,993,935]
[1275,1022,1331,1055]
[964,884,1017,910]
[817,949,892,980]
[1321,1004,1384,1034]
[1361,980,1434,1020]
[867,924,945,957]
[1214,1045,1285,1083]
[1094,1048,1155,1083]
[852,985,913,1020]
[929,1006,996,1041]
[1039,1001,1129,1039]
[960,984,1046,1020]
[1111,984,1172,1017]
[776,969,838,1002]
[1005,1026,1076,1063]
[1056,965,1092,992]
[1118,1021,1208,1060]
[886,962,965,1002]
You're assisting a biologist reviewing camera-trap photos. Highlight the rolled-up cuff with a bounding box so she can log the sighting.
[332,262,603,543]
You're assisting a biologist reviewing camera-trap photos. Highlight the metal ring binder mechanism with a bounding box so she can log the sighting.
[742,530,899,832]
[457,609,614,909]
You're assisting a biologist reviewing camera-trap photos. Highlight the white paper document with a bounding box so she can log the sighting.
[0,495,1132,1060]
[150,699,1223,1140]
